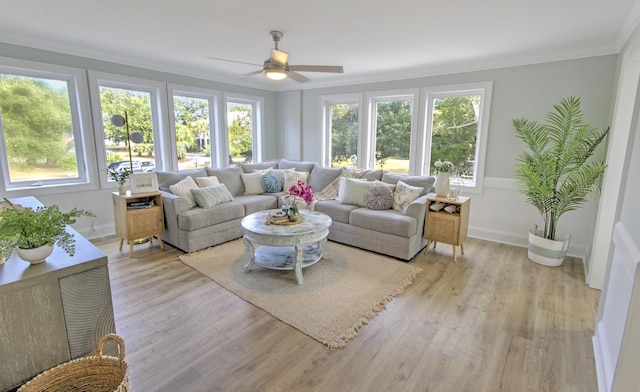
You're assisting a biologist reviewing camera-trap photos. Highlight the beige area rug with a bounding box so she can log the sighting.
[179,240,422,350]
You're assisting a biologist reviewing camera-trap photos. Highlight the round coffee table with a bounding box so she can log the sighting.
[241,209,332,284]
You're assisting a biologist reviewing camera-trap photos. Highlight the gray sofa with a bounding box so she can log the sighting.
[156,159,434,260]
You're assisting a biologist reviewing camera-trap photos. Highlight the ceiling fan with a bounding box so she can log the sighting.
[207,31,344,83]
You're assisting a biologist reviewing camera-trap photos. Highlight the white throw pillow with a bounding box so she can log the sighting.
[169,176,198,209]
[283,170,309,192]
[241,170,269,195]
[190,184,234,208]
[338,177,375,207]
[195,176,220,188]
[393,180,423,213]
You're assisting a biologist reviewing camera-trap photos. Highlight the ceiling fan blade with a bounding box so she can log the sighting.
[270,49,289,66]
[205,56,262,67]
[289,65,344,73]
[237,70,264,78]
[288,71,311,83]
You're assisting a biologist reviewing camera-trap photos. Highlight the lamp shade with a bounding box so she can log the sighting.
[110,114,126,127]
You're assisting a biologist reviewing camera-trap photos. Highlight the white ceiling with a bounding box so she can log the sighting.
[1,0,639,91]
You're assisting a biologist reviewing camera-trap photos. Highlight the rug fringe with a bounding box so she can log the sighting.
[325,266,422,350]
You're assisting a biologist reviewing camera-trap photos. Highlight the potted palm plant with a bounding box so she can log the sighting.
[513,96,609,266]
[0,202,95,264]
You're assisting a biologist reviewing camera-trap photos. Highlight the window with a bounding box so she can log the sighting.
[321,94,362,168]
[88,72,169,186]
[0,60,91,191]
[224,93,264,165]
[168,85,221,170]
[421,82,492,190]
[369,91,418,173]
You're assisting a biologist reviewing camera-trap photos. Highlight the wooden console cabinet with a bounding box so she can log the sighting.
[112,191,164,257]
[0,197,115,391]
[424,194,470,262]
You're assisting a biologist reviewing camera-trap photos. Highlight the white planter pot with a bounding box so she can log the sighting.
[16,244,54,264]
[434,173,450,197]
[527,225,571,267]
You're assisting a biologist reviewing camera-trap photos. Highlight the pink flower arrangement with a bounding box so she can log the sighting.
[288,180,314,206]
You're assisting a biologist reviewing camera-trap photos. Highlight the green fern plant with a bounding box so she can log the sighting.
[513,96,609,240]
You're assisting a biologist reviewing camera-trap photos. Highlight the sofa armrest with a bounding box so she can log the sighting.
[405,194,429,235]
[160,190,190,247]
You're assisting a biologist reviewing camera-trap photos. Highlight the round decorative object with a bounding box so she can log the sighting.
[364,185,394,210]
[434,172,450,197]
[16,244,54,264]
[261,172,282,193]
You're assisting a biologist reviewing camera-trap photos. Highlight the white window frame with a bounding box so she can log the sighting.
[222,92,265,166]
[419,81,493,193]
[0,57,96,195]
[320,93,363,167]
[88,71,170,189]
[167,84,223,170]
[365,89,420,171]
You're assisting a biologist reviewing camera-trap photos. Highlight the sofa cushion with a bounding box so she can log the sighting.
[381,172,435,196]
[309,166,344,192]
[195,176,220,187]
[157,169,207,191]
[261,172,282,193]
[283,170,309,192]
[238,161,279,173]
[178,201,245,231]
[393,180,423,213]
[364,185,394,210]
[349,208,417,237]
[190,184,234,208]
[338,177,375,207]
[169,176,199,209]
[206,166,244,196]
[241,170,269,195]
[314,199,359,224]
[362,169,384,181]
[235,195,279,215]
[278,159,316,173]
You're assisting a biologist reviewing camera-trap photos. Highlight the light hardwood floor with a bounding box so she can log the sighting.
[95,236,601,392]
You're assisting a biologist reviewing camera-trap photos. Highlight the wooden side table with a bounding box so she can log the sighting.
[112,191,164,257]
[423,194,470,262]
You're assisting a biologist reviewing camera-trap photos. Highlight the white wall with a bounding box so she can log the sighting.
[295,56,617,263]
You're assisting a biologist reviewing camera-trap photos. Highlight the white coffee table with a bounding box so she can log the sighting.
[241,209,332,284]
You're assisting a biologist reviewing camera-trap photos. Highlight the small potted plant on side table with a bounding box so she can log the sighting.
[107,168,132,195]
[0,201,95,264]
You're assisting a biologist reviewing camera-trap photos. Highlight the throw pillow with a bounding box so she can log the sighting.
[364,185,394,210]
[393,180,423,213]
[338,177,375,207]
[283,170,310,192]
[241,170,269,195]
[169,176,198,209]
[261,172,282,193]
[195,176,220,188]
[190,184,234,208]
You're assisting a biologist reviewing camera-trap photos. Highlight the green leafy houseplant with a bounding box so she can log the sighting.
[513,96,609,241]
[0,204,95,260]
[107,168,132,185]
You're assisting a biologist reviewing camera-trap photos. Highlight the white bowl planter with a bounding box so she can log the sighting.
[528,225,570,267]
[16,244,54,264]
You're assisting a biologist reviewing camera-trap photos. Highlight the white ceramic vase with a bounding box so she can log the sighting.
[527,225,571,267]
[434,172,450,197]
[118,184,127,195]
[15,244,54,264]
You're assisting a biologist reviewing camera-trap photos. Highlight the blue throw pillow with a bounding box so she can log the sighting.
[261,172,282,193]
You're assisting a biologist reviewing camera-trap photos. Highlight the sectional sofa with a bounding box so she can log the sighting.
[156,159,435,260]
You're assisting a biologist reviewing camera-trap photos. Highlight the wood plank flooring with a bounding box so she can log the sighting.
[95,236,601,392]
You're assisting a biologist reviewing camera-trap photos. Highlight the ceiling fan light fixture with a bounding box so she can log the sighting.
[264,68,288,80]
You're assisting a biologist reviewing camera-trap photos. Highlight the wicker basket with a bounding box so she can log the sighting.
[18,334,130,392]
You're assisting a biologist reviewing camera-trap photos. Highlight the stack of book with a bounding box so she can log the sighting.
[127,199,155,209]
[268,210,289,224]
